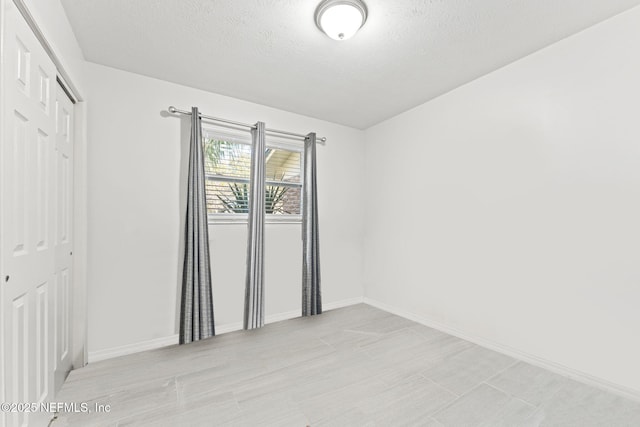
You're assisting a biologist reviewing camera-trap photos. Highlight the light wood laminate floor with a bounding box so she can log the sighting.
[53,304,640,426]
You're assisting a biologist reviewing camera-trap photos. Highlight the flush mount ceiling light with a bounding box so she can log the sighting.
[315,0,368,41]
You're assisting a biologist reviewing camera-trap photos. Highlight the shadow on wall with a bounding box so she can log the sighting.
[165,110,191,336]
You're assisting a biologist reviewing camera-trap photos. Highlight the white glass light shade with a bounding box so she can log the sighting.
[315,0,367,41]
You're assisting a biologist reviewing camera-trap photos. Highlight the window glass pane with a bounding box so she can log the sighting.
[266,149,301,184]
[266,149,301,215]
[204,138,251,179]
[266,184,299,215]
[203,138,302,217]
[206,180,250,214]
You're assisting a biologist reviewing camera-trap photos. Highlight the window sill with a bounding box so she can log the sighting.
[208,214,302,225]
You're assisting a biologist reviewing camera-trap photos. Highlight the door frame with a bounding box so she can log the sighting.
[71,93,88,369]
[0,2,88,416]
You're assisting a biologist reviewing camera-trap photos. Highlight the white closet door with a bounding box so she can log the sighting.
[1,2,58,426]
[53,82,74,393]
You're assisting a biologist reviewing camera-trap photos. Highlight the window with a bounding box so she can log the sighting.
[203,130,303,223]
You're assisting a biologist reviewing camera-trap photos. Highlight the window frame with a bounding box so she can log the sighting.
[202,128,304,225]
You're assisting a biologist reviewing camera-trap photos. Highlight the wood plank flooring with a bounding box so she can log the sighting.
[52,304,640,426]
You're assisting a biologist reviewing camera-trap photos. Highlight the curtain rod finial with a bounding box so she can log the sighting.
[168,106,177,114]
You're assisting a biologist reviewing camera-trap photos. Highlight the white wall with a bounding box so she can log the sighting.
[22,0,640,398]
[83,62,366,353]
[364,6,640,394]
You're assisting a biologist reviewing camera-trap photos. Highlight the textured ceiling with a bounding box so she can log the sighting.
[61,0,640,129]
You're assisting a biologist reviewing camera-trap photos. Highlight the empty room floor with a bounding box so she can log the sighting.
[53,304,640,426]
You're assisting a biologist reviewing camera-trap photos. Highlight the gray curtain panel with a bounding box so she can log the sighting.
[180,107,215,344]
[244,122,266,329]
[302,132,322,316]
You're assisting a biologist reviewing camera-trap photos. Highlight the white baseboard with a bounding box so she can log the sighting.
[88,296,364,363]
[88,335,179,363]
[323,296,365,310]
[363,297,640,403]
[214,296,363,335]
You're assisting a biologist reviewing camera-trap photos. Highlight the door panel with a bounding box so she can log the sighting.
[54,85,74,392]
[11,295,28,427]
[35,282,48,402]
[36,129,50,252]
[10,111,28,256]
[1,2,59,426]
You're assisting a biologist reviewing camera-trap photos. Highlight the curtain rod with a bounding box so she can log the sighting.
[168,106,327,143]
